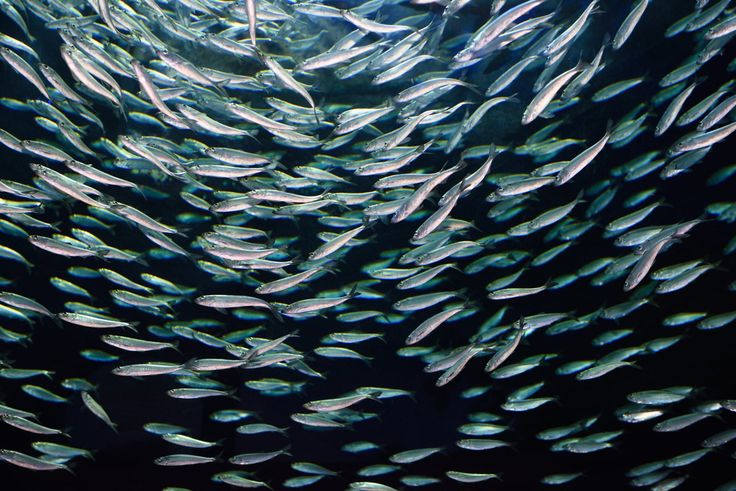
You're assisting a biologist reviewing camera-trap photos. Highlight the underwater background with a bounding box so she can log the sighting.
[0,0,735,489]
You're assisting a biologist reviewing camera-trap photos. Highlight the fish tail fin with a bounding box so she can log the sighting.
[133,254,149,267]
[45,312,62,328]
[605,119,614,136]
[133,184,148,201]
[271,308,284,323]
[312,105,321,126]
[346,284,359,298]
[601,32,612,48]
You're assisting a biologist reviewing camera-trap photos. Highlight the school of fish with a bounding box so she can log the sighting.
[0,0,736,489]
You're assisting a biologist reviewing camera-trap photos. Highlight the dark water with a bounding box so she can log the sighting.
[1,1,735,490]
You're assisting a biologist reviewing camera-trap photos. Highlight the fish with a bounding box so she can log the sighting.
[613,0,650,50]
[81,392,117,432]
[0,47,50,100]
[0,0,733,489]
[1,415,67,436]
[556,126,611,185]
[389,447,443,464]
[31,442,92,460]
[0,449,71,472]
[304,392,376,413]
[112,363,185,377]
[543,1,600,57]
[57,312,138,330]
[280,286,358,316]
[485,321,525,373]
[229,448,290,465]
[522,61,585,125]
[154,454,218,466]
[669,121,736,155]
